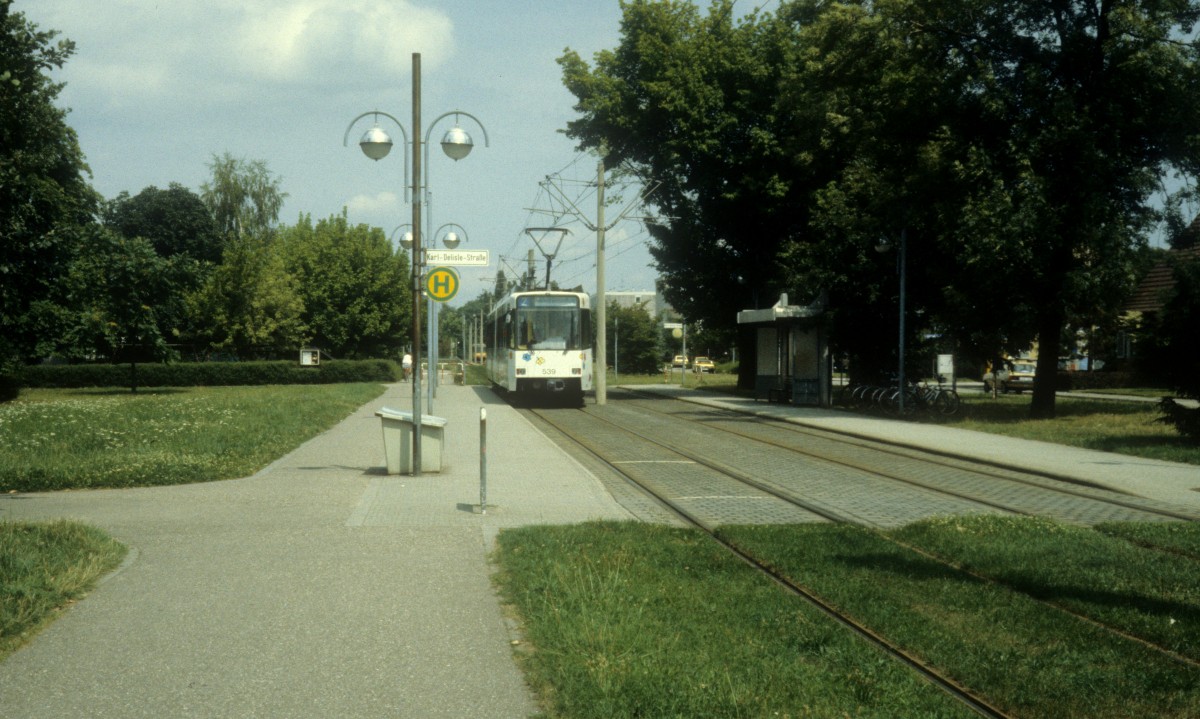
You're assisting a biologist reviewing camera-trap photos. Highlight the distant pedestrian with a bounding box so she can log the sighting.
[402,353,413,382]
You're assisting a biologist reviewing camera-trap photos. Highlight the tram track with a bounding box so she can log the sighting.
[598,393,1200,669]
[614,388,1200,525]
[524,402,1016,719]
[520,392,1200,717]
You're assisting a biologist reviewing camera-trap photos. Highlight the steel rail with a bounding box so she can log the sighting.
[579,394,1200,669]
[525,406,1017,719]
[621,390,1200,524]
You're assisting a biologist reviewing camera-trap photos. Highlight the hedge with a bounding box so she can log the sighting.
[17,359,400,390]
[0,369,18,402]
[1058,370,1162,391]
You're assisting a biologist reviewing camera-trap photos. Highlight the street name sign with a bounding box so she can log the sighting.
[425,249,490,266]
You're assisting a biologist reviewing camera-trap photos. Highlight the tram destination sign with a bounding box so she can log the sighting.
[425,249,490,266]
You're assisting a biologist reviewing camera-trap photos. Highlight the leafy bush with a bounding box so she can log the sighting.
[1059,370,1147,391]
[1158,396,1200,441]
[18,359,399,389]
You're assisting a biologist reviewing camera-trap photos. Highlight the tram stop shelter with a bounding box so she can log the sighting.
[737,293,831,406]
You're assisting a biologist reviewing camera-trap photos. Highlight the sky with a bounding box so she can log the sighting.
[16,0,662,306]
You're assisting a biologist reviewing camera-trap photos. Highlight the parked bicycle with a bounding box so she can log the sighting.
[909,377,960,416]
[839,376,959,416]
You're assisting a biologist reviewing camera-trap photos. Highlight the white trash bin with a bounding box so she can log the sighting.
[375,407,448,474]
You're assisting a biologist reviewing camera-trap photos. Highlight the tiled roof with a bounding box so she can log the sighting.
[1126,247,1200,314]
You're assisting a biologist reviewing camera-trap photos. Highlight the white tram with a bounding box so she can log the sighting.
[485,290,593,404]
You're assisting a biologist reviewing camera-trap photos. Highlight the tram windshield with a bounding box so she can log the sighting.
[513,295,588,351]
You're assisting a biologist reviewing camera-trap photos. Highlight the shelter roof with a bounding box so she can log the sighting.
[737,293,825,325]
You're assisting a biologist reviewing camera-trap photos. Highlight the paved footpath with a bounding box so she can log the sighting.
[0,383,633,718]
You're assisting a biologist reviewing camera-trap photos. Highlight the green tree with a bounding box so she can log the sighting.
[279,213,410,358]
[200,153,287,240]
[103,183,222,263]
[687,321,734,364]
[187,235,306,359]
[606,300,663,374]
[187,155,299,358]
[567,0,1200,417]
[435,305,464,359]
[771,1,1032,385]
[955,0,1194,418]
[0,2,98,378]
[60,228,185,391]
[559,1,800,366]
[102,184,216,352]
[785,0,1200,416]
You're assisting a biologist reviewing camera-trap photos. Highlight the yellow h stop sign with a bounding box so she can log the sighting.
[425,266,459,303]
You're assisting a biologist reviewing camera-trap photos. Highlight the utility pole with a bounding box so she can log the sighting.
[595,158,607,404]
[543,158,657,405]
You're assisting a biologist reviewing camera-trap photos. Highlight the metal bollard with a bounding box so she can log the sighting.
[479,407,487,514]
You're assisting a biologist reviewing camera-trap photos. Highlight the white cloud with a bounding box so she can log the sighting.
[227,1,454,88]
[27,0,454,108]
[345,191,402,217]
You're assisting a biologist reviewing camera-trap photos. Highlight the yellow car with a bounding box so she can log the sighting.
[693,356,715,373]
[984,359,1036,393]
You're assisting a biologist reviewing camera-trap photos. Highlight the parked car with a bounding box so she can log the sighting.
[693,356,715,373]
[671,355,689,368]
[983,359,1037,393]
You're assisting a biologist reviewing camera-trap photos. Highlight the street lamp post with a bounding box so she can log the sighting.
[877,228,908,413]
[423,114,488,410]
[343,52,484,475]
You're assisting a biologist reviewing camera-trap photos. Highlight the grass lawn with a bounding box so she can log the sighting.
[0,383,388,492]
[931,393,1200,465]
[495,518,1200,719]
[0,521,127,661]
[494,521,975,719]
